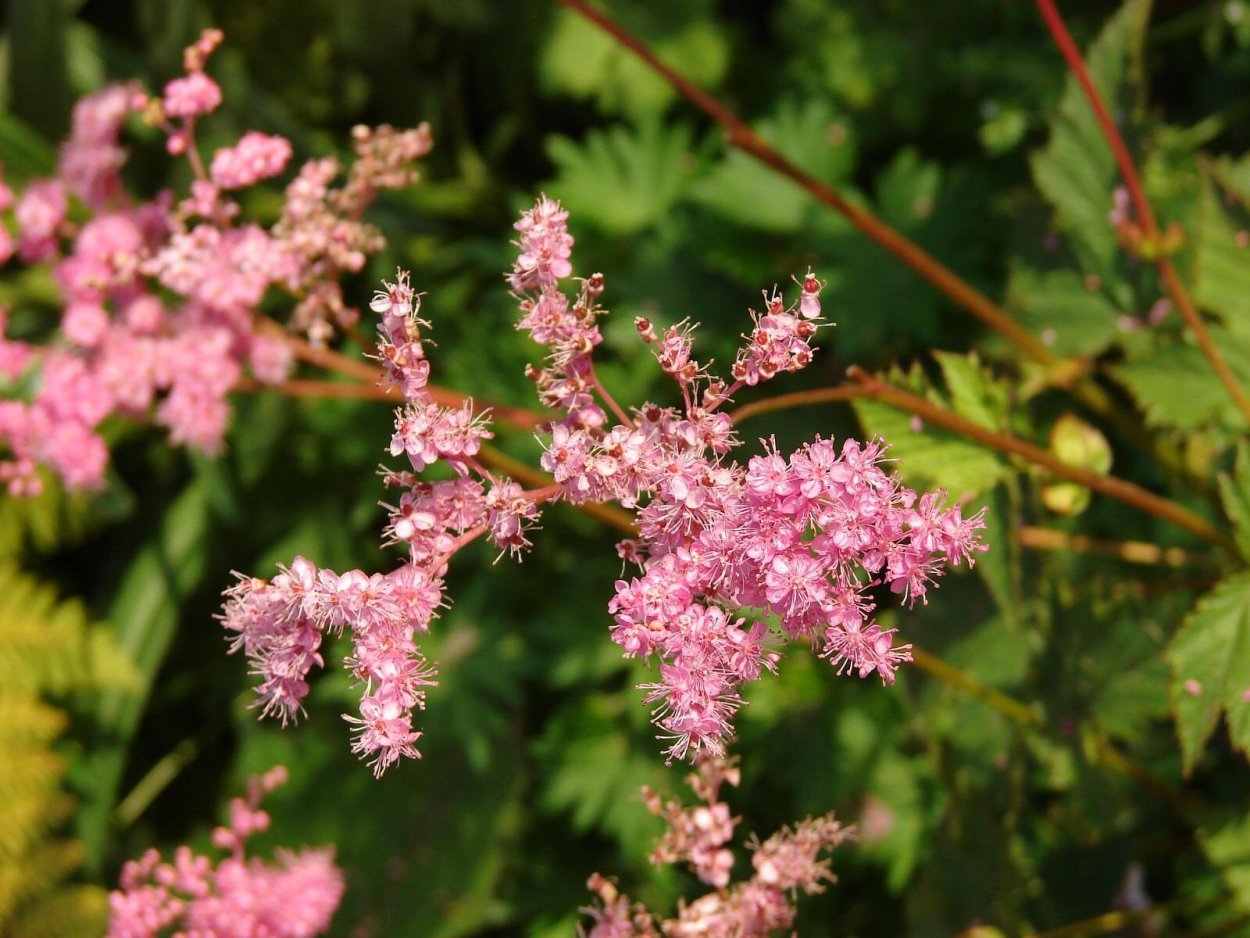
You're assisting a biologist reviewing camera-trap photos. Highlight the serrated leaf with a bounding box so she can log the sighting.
[1219,443,1250,562]
[546,120,696,236]
[1006,266,1121,358]
[1213,152,1250,207]
[1092,655,1170,740]
[933,350,1004,430]
[1168,572,1250,774]
[1112,329,1250,430]
[1195,170,1250,333]
[876,148,941,228]
[533,694,666,859]
[1030,0,1150,282]
[853,363,1009,500]
[693,97,857,233]
[1200,811,1250,912]
[540,8,728,119]
[856,396,1005,500]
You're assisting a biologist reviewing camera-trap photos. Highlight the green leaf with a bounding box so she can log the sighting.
[933,350,1005,430]
[1006,266,1121,358]
[1111,329,1250,430]
[693,97,857,233]
[0,109,56,184]
[1194,170,1250,334]
[545,120,697,236]
[857,398,1004,500]
[1029,0,1150,282]
[1168,572,1250,774]
[540,8,728,120]
[853,361,1009,499]
[876,148,941,229]
[3,0,73,140]
[856,740,934,890]
[533,693,667,860]
[1219,442,1250,563]
[1093,654,1170,740]
[1200,811,1250,912]
[78,479,211,873]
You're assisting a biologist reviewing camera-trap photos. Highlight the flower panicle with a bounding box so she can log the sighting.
[499,199,985,761]
[106,766,344,938]
[582,756,855,938]
[0,29,432,495]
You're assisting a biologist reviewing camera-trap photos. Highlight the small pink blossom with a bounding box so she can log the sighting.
[510,194,574,292]
[107,767,344,938]
[211,132,294,189]
[584,758,853,938]
[162,72,222,118]
[15,180,67,261]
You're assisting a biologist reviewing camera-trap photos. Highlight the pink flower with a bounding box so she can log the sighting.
[107,767,344,938]
[211,132,294,189]
[59,84,133,209]
[584,758,853,937]
[162,72,222,118]
[15,180,67,261]
[509,194,574,292]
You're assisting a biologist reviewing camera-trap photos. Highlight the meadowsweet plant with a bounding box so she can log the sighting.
[20,0,1250,931]
[106,766,344,937]
[582,757,853,937]
[0,29,431,495]
[220,194,987,777]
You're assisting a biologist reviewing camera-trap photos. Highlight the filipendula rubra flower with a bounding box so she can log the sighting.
[0,29,431,495]
[106,766,344,938]
[221,197,986,774]
[582,756,854,937]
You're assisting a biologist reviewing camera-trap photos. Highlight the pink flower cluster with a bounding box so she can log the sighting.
[508,198,988,761]
[514,196,608,429]
[0,29,432,495]
[221,196,985,775]
[106,766,344,938]
[222,271,545,775]
[583,757,853,937]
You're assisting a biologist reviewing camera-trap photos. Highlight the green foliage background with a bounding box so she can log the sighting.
[4,0,1250,934]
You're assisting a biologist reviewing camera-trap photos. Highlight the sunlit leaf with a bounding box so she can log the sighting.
[693,97,857,233]
[1168,572,1250,774]
[1006,266,1121,358]
[1030,0,1149,283]
[1111,329,1250,430]
[546,120,697,236]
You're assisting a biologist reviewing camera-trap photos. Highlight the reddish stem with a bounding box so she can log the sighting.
[233,377,396,401]
[844,366,1231,548]
[556,0,1054,366]
[260,323,549,431]
[588,359,633,427]
[1035,0,1250,426]
[729,374,1230,549]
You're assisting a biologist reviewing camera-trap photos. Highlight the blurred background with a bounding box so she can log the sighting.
[4,0,1250,935]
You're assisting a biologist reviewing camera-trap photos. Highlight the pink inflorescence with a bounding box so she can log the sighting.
[222,270,544,775]
[0,29,432,496]
[582,756,854,938]
[506,197,988,762]
[223,197,986,775]
[106,766,344,938]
